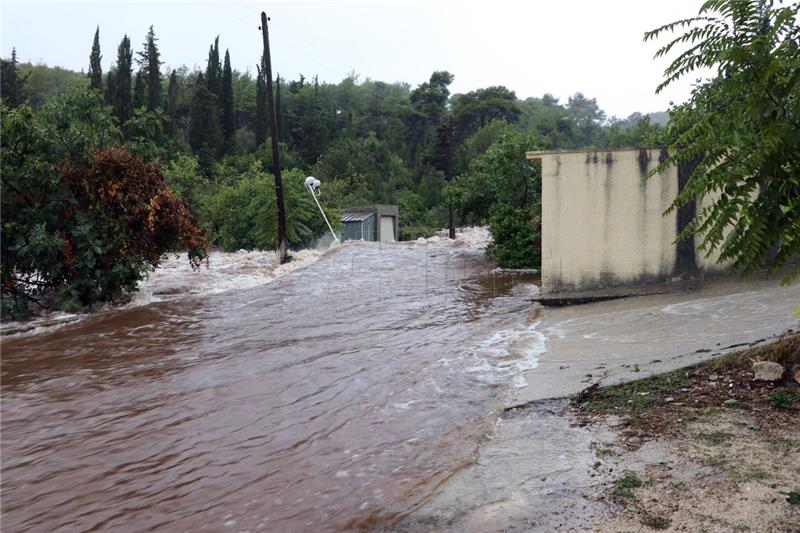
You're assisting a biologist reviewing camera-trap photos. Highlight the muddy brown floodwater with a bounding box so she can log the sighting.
[1,236,545,532]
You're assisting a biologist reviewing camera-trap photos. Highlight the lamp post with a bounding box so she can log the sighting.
[304,176,340,244]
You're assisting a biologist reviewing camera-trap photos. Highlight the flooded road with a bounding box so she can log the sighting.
[1,233,545,531]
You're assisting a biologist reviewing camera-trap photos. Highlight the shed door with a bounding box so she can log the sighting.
[380,216,395,242]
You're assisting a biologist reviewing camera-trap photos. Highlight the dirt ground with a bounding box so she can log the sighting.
[575,334,800,532]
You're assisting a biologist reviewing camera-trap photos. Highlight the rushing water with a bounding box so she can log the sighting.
[1,231,545,532]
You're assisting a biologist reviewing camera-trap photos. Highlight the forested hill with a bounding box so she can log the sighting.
[2,28,667,253]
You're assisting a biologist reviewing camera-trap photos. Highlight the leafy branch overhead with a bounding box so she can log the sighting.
[645,0,800,279]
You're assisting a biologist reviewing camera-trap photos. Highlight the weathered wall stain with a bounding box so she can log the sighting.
[528,147,726,292]
[675,157,700,276]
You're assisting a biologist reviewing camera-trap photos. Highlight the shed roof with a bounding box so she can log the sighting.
[342,211,375,223]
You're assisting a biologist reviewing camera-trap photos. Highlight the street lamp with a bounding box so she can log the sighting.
[305,176,340,244]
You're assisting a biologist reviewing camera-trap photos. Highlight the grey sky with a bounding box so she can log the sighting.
[1,0,709,118]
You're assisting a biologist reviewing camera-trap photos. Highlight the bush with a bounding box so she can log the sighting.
[197,164,338,251]
[1,94,206,317]
[487,203,540,269]
[448,131,542,268]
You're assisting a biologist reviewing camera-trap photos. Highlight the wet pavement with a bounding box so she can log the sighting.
[516,276,800,405]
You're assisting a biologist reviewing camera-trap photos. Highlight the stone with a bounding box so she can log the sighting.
[752,361,785,381]
[792,365,800,385]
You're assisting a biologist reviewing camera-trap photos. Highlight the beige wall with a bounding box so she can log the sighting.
[531,148,724,292]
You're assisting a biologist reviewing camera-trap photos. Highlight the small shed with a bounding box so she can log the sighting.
[341,205,398,242]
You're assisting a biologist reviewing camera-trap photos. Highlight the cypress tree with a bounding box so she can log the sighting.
[0,48,29,108]
[220,49,235,152]
[189,73,223,170]
[88,26,103,91]
[136,25,161,111]
[114,35,133,123]
[133,71,146,110]
[254,61,268,148]
[165,69,179,135]
[104,69,117,107]
[206,37,221,96]
[166,69,179,121]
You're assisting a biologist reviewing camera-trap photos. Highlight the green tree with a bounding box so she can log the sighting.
[206,36,221,96]
[0,49,29,108]
[289,81,333,165]
[188,72,223,171]
[313,135,411,205]
[565,92,606,146]
[408,71,454,163]
[604,113,665,148]
[0,92,206,316]
[198,166,324,251]
[133,71,146,109]
[446,131,542,267]
[646,0,800,278]
[162,153,210,212]
[103,69,116,107]
[88,26,103,91]
[136,25,162,111]
[126,107,171,161]
[166,69,179,123]
[114,35,133,123]
[451,86,521,142]
[220,49,235,152]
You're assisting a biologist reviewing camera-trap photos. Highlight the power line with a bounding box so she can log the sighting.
[232,2,354,77]
[210,2,351,80]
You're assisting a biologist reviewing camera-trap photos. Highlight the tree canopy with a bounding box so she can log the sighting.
[646,0,800,279]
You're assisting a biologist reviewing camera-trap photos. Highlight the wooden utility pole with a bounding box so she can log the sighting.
[260,11,288,263]
[447,115,456,239]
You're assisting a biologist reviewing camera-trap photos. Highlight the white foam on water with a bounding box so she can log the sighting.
[464,321,548,389]
[2,246,334,338]
[132,247,329,306]
[416,226,491,247]
[0,313,84,337]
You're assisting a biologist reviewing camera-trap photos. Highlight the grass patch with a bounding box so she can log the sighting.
[730,467,772,483]
[573,334,800,437]
[613,471,643,499]
[576,372,691,417]
[694,430,734,446]
[782,490,800,505]
[766,389,797,408]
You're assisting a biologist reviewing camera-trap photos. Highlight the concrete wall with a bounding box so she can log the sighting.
[529,148,725,292]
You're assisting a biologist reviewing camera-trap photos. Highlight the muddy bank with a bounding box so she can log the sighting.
[575,336,800,532]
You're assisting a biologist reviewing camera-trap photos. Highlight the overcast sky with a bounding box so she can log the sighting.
[1,0,711,118]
